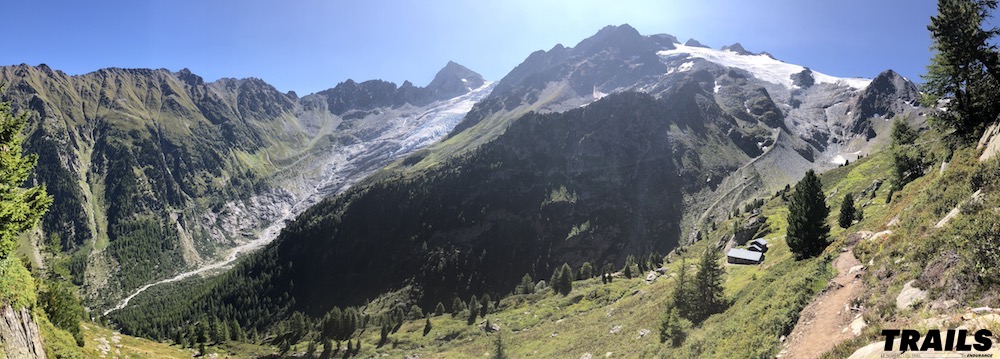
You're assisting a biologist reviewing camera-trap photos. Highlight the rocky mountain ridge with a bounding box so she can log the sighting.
[1,61,493,311]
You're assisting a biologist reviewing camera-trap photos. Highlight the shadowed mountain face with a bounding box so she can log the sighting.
[270,92,688,313]
[0,62,491,310]
[101,24,928,338]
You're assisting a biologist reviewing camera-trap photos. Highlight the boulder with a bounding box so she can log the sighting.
[896,280,928,310]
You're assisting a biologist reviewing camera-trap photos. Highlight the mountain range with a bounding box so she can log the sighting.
[1,59,493,310]
[22,24,925,338]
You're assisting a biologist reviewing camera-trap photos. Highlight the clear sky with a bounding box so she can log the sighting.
[3,0,941,94]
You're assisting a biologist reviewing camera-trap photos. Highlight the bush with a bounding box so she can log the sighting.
[0,257,36,310]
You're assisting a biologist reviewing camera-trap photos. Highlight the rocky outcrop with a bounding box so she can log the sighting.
[721,43,754,55]
[733,214,768,245]
[0,304,46,359]
[849,70,921,138]
[976,117,1000,162]
[684,38,709,48]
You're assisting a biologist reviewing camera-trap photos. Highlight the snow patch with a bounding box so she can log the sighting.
[593,86,608,101]
[831,155,848,165]
[658,44,871,90]
[713,81,721,94]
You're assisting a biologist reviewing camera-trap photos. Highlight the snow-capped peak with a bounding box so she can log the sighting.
[657,43,871,90]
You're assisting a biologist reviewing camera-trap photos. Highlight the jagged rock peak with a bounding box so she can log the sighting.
[651,33,679,44]
[867,70,918,95]
[176,68,204,86]
[791,68,815,88]
[684,38,710,48]
[573,24,645,54]
[721,43,754,55]
[427,61,485,93]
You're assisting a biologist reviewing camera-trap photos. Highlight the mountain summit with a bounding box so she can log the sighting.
[426,61,486,100]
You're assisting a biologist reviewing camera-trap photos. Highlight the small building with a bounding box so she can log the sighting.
[727,248,764,265]
[749,238,768,247]
[747,238,769,253]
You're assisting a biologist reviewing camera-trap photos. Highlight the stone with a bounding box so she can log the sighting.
[850,316,867,336]
[848,265,864,275]
[896,280,928,310]
[610,325,622,334]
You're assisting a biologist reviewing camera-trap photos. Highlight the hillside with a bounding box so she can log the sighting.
[1,62,493,311]
[150,124,996,358]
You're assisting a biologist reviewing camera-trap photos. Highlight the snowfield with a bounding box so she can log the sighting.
[658,44,871,90]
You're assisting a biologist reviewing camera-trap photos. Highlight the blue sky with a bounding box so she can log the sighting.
[3,0,940,94]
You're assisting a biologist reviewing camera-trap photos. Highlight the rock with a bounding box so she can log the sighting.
[896,280,928,310]
[581,353,593,359]
[0,304,46,359]
[972,306,994,314]
[848,265,864,275]
[733,215,768,245]
[850,316,867,336]
[934,207,961,228]
[610,325,623,334]
[978,118,1000,162]
[846,341,889,359]
[930,299,959,311]
[606,352,613,358]
[970,314,1000,330]
[638,329,651,338]
[645,271,657,282]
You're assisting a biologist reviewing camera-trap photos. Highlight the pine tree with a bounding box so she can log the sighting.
[408,304,423,320]
[174,330,185,347]
[0,96,52,259]
[924,0,1000,136]
[889,118,926,190]
[451,298,465,317]
[423,318,432,336]
[517,273,535,294]
[548,263,572,295]
[549,266,563,293]
[786,170,830,259]
[578,261,594,279]
[467,295,479,325]
[623,255,637,278]
[672,257,691,315]
[480,293,492,315]
[434,302,445,316]
[196,321,208,344]
[690,248,726,322]
[492,331,508,359]
[838,193,856,228]
[307,341,318,358]
[229,319,245,342]
[659,305,689,347]
[379,324,390,345]
[323,338,334,358]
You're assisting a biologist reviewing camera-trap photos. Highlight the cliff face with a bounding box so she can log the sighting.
[0,304,46,359]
